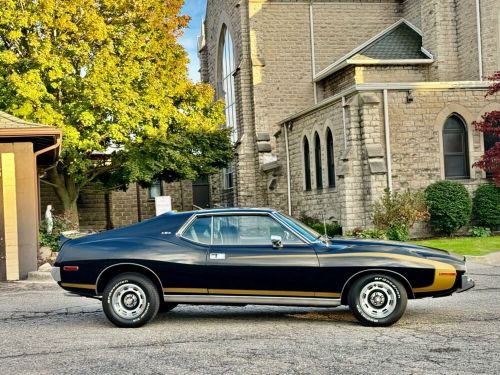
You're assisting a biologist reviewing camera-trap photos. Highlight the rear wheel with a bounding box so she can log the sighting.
[348,273,407,327]
[102,272,160,328]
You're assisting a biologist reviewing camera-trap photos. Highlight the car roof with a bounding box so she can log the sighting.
[173,207,277,216]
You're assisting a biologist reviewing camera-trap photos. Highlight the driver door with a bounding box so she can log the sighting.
[207,213,320,296]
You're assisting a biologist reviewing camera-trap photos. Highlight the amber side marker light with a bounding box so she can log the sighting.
[439,272,457,276]
[63,266,79,271]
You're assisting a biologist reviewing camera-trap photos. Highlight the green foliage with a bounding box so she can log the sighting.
[386,224,410,242]
[472,184,500,229]
[468,226,491,238]
[299,215,342,237]
[373,189,429,241]
[345,227,388,240]
[425,181,472,235]
[39,215,77,252]
[0,0,232,223]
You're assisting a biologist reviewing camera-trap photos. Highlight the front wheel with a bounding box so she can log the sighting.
[102,272,160,328]
[348,273,407,327]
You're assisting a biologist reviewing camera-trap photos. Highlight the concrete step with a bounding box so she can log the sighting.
[27,271,55,283]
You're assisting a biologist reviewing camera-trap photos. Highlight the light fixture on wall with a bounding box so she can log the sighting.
[406,90,414,103]
[286,121,293,132]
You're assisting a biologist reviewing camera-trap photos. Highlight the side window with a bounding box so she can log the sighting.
[213,215,303,246]
[182,216,212,245]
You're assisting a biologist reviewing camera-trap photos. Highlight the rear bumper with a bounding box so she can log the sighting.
[457,274,475,293]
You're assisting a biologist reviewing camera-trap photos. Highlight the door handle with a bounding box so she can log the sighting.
[209,253,226,260]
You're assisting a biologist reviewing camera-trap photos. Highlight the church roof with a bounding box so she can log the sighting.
[314,19,433,82]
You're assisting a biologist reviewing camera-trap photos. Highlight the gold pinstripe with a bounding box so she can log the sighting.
[61,283,96,290]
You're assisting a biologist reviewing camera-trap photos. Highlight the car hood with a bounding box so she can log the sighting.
[326,237,466,267]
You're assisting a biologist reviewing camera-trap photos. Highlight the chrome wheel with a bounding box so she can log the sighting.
[111,283,147,319]
[359,280,397,319]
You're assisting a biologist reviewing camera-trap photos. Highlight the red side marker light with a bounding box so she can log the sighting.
[63,266,79,271]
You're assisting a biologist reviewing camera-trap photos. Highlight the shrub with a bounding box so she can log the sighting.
[373,189,429,241]
[299,215,342,237]
[472,184,500,229]
[345,227,388,240]
[39,214,76,252]
[425,181,472,235]
[469,226,491,238]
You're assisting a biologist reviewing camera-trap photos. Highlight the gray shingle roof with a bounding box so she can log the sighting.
[357,22,428,60]
[314,19,433,82]
[0,111,54,129]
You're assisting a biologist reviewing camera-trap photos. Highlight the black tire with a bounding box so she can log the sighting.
[102,272,160,328]
[348,273,407,327]
[158,302,178,313]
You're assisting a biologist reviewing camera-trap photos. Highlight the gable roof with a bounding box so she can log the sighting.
[314,19,433,82]
[0,111,56,131]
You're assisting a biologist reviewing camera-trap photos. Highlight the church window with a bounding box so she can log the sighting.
[443,115,470,179]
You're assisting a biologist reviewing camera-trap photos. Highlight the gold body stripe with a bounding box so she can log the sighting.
[61,283,96,290]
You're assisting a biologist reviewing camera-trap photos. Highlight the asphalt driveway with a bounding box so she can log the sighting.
[0,260,499,375]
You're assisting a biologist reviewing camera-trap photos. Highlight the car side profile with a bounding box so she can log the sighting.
[52,208,474,327]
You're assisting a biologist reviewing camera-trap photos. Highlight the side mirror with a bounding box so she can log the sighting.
[271,235,283,249]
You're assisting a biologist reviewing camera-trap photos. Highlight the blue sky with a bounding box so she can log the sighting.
[179,0,207,82]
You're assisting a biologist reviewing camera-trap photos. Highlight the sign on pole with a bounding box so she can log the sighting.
[155,196,172,216]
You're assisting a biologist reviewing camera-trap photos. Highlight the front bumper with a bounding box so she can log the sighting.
[51,266,61,282]
[457,274,475,293]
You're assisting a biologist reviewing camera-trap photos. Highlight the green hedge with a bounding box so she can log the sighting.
[425,181,472,235]
[472,184,500,229]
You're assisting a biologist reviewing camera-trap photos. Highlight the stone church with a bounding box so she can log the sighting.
[199,0,500,233]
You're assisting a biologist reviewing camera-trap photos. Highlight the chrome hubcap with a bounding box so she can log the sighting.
[111,283,147,319]
[360,281,397,319]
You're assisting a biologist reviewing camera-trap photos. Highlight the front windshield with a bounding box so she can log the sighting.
[274,212,324,243]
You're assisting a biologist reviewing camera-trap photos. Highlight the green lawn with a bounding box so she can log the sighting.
[409,236,500,256]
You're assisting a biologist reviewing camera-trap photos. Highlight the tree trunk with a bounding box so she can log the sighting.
[46,168,80,228]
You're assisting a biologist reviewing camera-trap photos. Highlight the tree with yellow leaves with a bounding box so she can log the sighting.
[0,0,232,225]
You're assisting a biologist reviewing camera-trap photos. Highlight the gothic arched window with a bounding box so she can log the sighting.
[218,26,237,143]
[443,115,469,179]
[303,137,312,191]
[326,128,335,187]
[314,132,323,189]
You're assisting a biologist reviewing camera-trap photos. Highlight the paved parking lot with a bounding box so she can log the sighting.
[0,260,499,375]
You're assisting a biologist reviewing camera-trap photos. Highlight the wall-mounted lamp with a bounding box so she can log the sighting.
[406,90,414,104]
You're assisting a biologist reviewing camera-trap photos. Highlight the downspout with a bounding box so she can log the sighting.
[284,123,292,215]
[342,96,347,149]
[33,135,62,158]
[476,0,483,81]
[383,89,392,191]
[475,0,483,80]
[309,2,317,104]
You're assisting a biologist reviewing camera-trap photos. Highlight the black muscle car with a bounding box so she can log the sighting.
[52,208,474,327]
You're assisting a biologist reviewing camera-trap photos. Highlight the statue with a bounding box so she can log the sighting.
[45,205,53,234]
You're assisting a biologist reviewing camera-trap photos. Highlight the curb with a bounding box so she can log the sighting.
[27,271,55,283]
[466,251,500,266]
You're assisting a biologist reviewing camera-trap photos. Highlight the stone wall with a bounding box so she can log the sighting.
[321,66,356,99]
[388,88,500,191]
[40,180,193,230]
[356,65,430,84]
[274,86,499,234]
